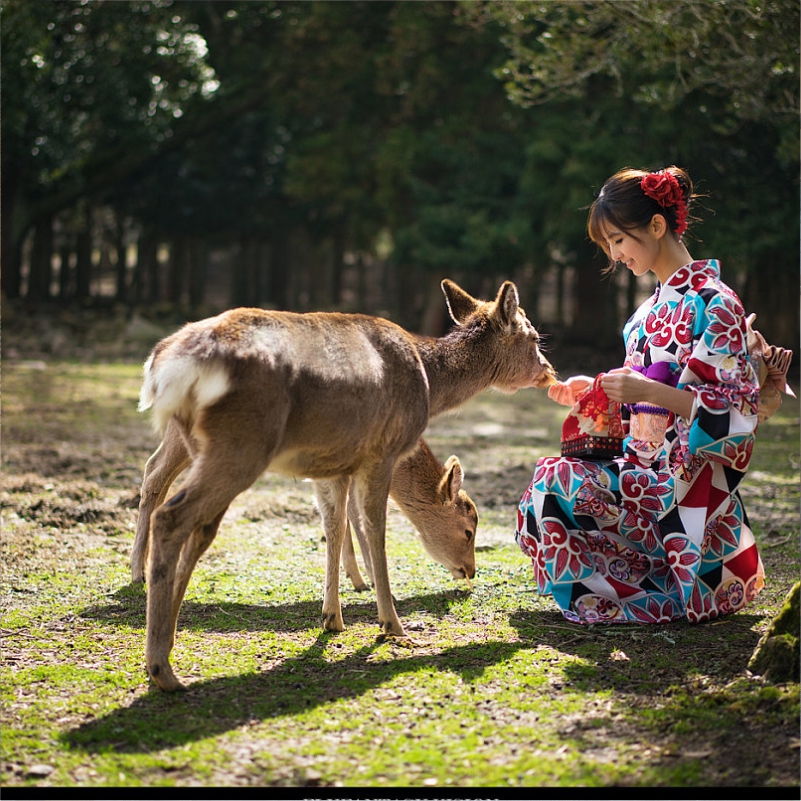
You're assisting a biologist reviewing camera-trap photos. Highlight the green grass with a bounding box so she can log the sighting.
[1,359,799,791]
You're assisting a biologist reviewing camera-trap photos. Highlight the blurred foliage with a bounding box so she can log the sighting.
[2,0,798,348]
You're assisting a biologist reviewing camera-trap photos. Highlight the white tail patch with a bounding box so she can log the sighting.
[139,354,231,434]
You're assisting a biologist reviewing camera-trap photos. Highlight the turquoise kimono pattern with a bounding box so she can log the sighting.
[515,260,765,624]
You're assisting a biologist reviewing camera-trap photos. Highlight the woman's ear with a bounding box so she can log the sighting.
[649,213,669,239]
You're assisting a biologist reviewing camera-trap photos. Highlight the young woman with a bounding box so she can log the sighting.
[516,166,765,624]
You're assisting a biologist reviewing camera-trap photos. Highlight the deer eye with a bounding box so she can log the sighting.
[465,529,474,541]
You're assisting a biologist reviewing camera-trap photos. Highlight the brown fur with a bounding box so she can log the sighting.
[341,438,478,591]
[137,279,555,690]
[130,431,478,591]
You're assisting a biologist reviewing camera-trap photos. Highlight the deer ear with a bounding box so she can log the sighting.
[442,280,479,325]
[494,281,520,328]
[439,456,463,503]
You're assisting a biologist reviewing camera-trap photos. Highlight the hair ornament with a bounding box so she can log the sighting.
[640,170,688,236]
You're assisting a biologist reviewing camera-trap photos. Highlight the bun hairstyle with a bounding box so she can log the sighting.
[587,166,696,260]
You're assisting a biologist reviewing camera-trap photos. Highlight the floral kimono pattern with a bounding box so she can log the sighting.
[516,260,765,624]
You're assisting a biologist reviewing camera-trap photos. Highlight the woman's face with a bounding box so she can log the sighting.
[602,224,659,277]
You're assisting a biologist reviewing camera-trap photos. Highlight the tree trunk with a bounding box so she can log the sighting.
[230,242,247,308]
[132,228,159,305]
[744,252,799,354]
[1,169,23,300]
[269,231,289,310]
[748,581,800,683]
[27,215,54,301]
[290,230,314,311]
[1,235,24,300]
[58,240,73,301]
[310,238,333,310]
[114,218,128,304]
[568,241,610,346]
[515,263,540,329]
[187,238,207,312]
[556,264,567,327]
[396,263,420,329]
[74,206,93,302]
[166,239,185,305]
[331,227,345,308]
[419,272,447,336]
[356,252,368,311]
[625,269,637,320]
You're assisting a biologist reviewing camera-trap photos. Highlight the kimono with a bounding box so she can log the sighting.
[515,260,764,624]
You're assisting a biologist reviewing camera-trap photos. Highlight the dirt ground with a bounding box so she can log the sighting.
[1,303,799,790]
[2,301,798,605]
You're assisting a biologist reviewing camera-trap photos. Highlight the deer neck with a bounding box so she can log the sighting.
[413,329,491,417]
[389,449,440,520]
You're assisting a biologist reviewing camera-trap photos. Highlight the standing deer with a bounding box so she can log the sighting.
[130,429,478,590]
[341,438,478,591]
[138,279,555,690]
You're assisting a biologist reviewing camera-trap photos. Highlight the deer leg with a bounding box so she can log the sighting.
[343,488,371,591]
[146,495,197,691]
[353,465,405,638]
[131,421,192,584]
[342,520,371,592]
[171,506,228,626]
[146,437,271,691]
[314,476,352,632]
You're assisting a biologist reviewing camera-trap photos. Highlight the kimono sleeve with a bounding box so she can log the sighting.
[679,291,759,470]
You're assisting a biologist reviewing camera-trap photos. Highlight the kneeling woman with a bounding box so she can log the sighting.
[516,165,764,624]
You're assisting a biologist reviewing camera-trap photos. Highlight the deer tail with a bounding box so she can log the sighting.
[138,349,231,434]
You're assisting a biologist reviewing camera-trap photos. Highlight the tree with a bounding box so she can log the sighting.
[0,0,270,299]
[6,0,797,352]
[469,0,800,347]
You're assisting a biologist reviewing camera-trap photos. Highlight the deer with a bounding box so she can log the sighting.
[130,428,478,591]
[341,437,478,592]
[137,279,555,690]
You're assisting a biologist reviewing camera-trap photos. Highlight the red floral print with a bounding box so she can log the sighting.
[515,260,763,625]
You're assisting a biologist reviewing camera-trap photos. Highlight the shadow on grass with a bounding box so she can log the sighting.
[61,636,527,754]
[511,605,766,685]
[80,582,478,633]
[509,608,799,788]
[66,581,768,760]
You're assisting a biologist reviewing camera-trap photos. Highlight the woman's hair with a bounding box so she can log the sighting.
[587,166,696,261]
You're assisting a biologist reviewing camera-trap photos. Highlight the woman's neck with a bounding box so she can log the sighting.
[652,237,694,284]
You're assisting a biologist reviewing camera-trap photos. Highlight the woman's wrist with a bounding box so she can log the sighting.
[646,383,694,419]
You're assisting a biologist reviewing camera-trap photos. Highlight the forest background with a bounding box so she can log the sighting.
[3,0,799,359]
[2,1,800,793]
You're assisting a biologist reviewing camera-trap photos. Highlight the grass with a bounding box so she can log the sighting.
[1,358,799,794]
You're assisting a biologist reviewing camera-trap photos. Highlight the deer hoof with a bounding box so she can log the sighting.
[322,612,344,632]
[378,619,407,638]
[129,559,146,584]
[147,661,186,692]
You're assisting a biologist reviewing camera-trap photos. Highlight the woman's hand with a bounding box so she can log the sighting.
[547,375,593,407]
[599,367,652,405]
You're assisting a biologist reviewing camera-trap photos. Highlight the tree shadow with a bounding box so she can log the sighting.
[509,606,766,689]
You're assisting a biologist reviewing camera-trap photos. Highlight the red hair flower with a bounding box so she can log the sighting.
[641,171,688,236]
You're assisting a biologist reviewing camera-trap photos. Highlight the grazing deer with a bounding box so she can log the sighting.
[130,430,478,590]
[341,438,478,591]
[137,279,555,690]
